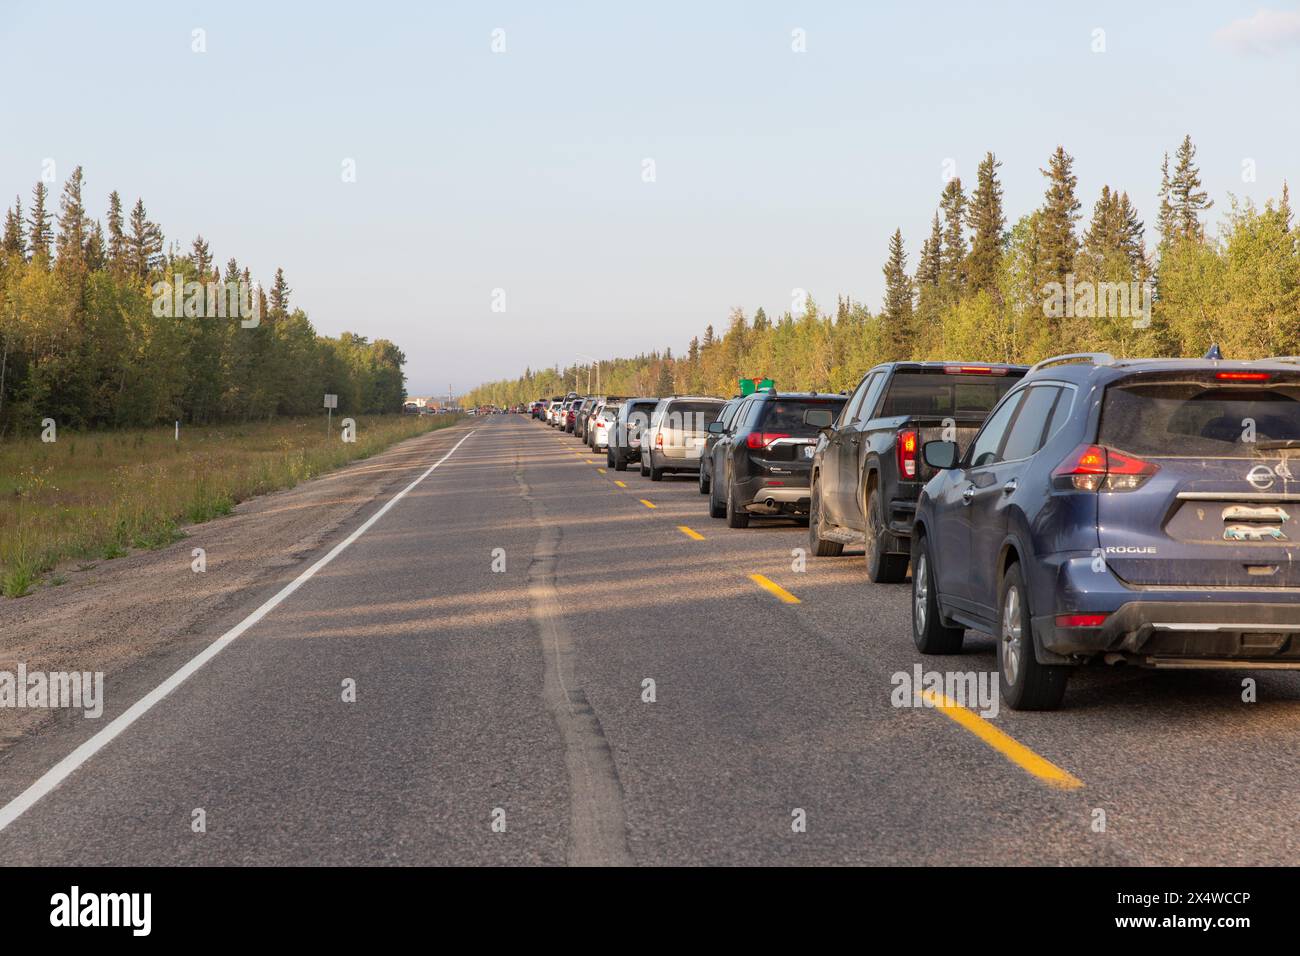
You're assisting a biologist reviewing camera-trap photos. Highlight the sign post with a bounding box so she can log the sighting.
[324,393,338,434]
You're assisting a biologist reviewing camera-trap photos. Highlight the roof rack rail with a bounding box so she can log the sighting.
[1253,356,1300,365]
[1026,352,1116,376]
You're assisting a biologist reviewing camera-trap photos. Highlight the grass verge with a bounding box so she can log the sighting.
[0,414,461,598]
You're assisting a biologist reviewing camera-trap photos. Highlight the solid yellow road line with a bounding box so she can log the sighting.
[597,468,606,474]
[639,499,656,509]
[919,689,1083,790]
[614,480,627,488]
[748,573,800,604]
[677,525,705,541]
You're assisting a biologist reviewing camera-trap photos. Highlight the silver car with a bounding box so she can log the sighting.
[638,396,726,481]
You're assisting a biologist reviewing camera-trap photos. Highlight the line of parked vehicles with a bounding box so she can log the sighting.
[530,349,1300,710]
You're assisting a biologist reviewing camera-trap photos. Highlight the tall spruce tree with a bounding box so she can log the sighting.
[2,197,24,259]
[881,228,914,358]
[939,178,967,292]
[916,212,942,287]
[54,166,89,270]
[1036,146,1081,288]
[126,198,163,278]
[27,181,53,262]
[965,152,1005,297]
[1170,134,1212,242]
[106,190,127,271]
[1156,153,1176,248]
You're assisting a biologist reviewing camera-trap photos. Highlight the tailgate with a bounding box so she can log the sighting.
[1096,373,1300,589]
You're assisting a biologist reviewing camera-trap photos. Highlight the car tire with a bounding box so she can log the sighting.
[998,563,1069,711]
[808,479,844,557]
[725,475,749,529]
[708,475,726,519]
[640,456,649,477]
[864,487,908,583]
[614,449,628,472]
[698,461,711,495]
[606,448,614,467]
[911,534,965,654]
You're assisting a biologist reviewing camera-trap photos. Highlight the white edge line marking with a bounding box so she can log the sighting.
[0,428,477,833]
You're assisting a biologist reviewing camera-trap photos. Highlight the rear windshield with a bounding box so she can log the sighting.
[758,398,848,436]
[879,372,1019,417]
[662,401,724,434]
[1101,381,1300,456]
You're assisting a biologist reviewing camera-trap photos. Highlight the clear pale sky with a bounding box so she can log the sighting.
[3,1,1297,395]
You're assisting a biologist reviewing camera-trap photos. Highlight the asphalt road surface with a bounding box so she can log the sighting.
[3,415,1299,865]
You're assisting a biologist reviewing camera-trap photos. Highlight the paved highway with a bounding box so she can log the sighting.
[2,415,1298,865]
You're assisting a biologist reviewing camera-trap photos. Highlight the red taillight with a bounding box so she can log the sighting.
[746,432,790,450]
[943,365,1009,375]
[1215,371,1271,382]
[1055,613,1108,628]
[655,432,663,447]
[897,429,918,479]
[1052,444,1157,492]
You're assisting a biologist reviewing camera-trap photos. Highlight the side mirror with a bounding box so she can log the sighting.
[923,440,959,470]
[707,421,724,434]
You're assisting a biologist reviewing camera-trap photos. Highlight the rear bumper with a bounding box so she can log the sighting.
[1033,554,1300,665]
[649,449,701,472]
[737,477,811,514]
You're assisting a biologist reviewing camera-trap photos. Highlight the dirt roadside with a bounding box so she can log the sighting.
[0,421,472,752]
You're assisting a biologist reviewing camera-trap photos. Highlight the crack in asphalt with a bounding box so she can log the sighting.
[514,450,632,866]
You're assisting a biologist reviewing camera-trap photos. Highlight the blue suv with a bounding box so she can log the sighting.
[911,352,1300,710]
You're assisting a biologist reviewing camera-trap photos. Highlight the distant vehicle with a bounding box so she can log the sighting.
[639,396,726,480]
[402,402,420,415]
[563,397,582,433]
[913,352,1300,711]
[575,397,599,440]
[589,401,618,450]
[809,361,1026,581]
[608,397,659,471]
[706,391,848,527]
[697,397,745,495]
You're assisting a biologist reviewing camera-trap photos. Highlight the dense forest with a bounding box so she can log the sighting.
[0,166,407,436]
[465,136,1298,407]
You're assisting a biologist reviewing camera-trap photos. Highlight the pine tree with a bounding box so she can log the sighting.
[1117,192,1146,274]
[27,181,53,262]
[270,267,291,314]
[752,307,769,331]
[126,198,163,278]
[1036,146,1081,288]
[55,166,89,270]
[965,152,1005,296]
[1156,154,1176,248]
[939,178,967,291]
[1170,134,1212,242]
[702,324,714,347]
[881,229,914,358]
[191,235,212,277]
[106,190,127,271]
[916,212,942,287]
[1,196,24,259]
[85,220,106,272]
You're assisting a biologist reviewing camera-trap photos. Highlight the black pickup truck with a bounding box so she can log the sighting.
[808,361,1027,581]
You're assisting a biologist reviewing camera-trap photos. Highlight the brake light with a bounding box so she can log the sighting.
[1215,371,1271,382]
[943,365,1009,375]
[1055,613,1108,628]
[655,432,663,448]
[746,432,790,450]
[897,429,918,479]
[1052,444,1158,492]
